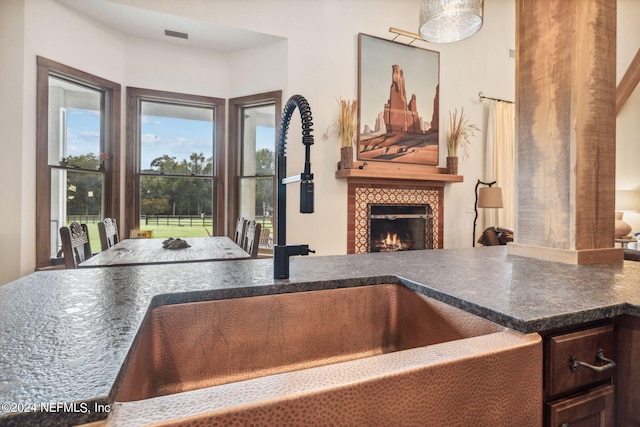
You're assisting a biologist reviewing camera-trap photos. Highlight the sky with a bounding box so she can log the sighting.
[140,115,213,169]
[66,108,275,170]
[66,108,100,157]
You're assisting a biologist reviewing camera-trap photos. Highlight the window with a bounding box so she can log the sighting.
[126,88,224,238]
[228,92,281,255]
[36,57,120,268]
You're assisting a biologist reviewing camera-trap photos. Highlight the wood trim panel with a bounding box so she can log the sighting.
[214,100,226,235]
[107,83,121,234]
[124,88,139,237]
[336,161,462,183]
[515,0,617,261]
[35,60,51,268]
[616,48,640,115]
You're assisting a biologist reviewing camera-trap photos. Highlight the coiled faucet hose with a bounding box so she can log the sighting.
[278,94,314,157]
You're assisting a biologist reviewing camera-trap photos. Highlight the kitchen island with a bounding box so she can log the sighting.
[1,246,639,425]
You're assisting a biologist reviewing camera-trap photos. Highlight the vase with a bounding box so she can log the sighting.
[446,156,458,175]
[340,146,354,170]
[615,211,632,239]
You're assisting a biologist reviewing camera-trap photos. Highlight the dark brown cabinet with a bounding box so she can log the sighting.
[547,384,614,427]
[615,315,640,427]
[543,323,616,427]
[543,316,640,427]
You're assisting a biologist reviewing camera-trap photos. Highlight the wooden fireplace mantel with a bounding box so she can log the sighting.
[335,161,463,184]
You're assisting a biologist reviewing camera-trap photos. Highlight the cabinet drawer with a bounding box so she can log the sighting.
[546,325,615,397]
[547,384,614,427]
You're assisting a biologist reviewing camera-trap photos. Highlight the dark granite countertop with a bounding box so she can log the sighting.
[1,246,639,425]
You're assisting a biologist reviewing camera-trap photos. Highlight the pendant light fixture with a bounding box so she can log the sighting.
[419,0,484,43]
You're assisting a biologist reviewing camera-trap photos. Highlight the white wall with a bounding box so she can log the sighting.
[132,0,516,253]
[228,41,289,99]
[124,38,231,97]
[2,0,638,284]
[0,0,26,285]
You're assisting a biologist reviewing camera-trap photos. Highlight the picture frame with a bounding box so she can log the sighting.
[357,33,440,165]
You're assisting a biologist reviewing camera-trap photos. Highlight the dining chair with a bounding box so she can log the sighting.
[59,222,93,269]
[233,216,248,246]
[258,227,272,248]
[243,220,261,258]
[98,217,119,251]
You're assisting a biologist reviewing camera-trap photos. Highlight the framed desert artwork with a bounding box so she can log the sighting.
[357,33,440,165]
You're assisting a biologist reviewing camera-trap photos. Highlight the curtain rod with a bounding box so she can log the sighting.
[479,92,514,104]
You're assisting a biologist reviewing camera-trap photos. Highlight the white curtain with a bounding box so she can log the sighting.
[484,100,515,230]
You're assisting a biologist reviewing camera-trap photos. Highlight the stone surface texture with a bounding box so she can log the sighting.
[0,246,639,425]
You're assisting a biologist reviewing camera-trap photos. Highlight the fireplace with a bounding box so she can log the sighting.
[347,181,444,254]
[369,205,433,252]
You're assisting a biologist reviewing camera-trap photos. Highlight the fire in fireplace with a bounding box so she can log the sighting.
[369,204,433,252]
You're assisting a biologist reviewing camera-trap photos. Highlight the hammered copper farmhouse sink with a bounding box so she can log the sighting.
[109,284,542,426]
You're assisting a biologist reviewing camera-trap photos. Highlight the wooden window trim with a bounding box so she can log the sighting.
[227,91,282,237]
[125,87,225,235]
[35,56,121,269]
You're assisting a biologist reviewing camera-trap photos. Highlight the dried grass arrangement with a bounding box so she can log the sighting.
[337,98,358,148]
[446,108,480,159]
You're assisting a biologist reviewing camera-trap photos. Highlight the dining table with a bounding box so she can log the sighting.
[79,236,251,268]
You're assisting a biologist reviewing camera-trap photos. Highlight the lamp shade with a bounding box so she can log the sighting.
[615,190,640,212]
[418,0,484,43]
[477,186,503,208]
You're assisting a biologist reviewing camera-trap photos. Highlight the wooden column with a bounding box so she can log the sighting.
[508,0,622,264]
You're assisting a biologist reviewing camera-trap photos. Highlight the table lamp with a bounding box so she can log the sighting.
[473,180,503,247]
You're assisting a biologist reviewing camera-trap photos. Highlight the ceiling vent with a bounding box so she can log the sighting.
[164,29,189,40]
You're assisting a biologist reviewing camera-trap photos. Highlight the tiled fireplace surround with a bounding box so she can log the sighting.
[347,181,444,254]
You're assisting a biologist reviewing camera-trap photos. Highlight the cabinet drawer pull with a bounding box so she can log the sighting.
[570,349,616,373]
